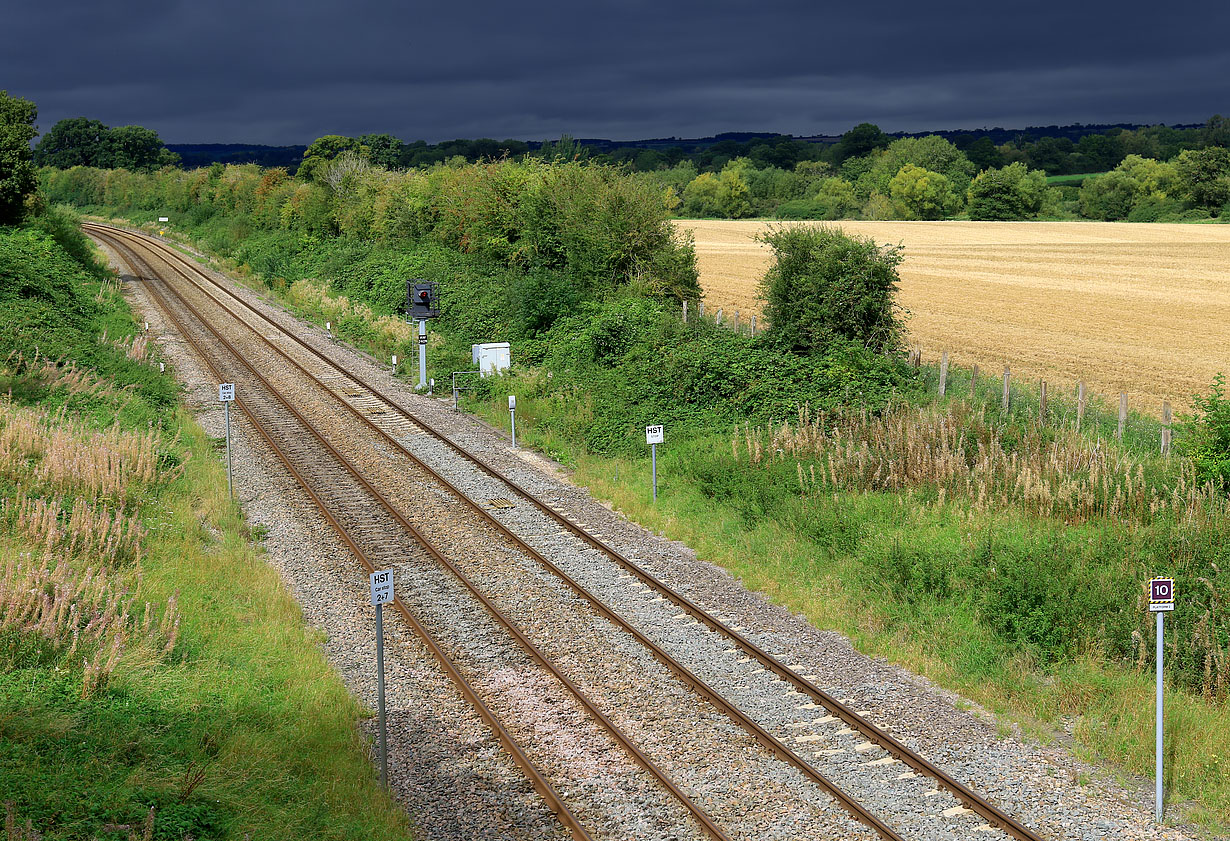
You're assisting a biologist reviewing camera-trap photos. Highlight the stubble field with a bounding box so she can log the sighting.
[676,219,1230,415]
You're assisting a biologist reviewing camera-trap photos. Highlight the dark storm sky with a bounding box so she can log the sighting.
[5,0,1228,145]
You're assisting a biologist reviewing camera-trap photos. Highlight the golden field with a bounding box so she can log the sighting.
[675,219,1230,415]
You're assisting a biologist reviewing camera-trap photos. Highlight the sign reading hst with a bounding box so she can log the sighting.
[645,424,664,445]
[218,383,235,402]
[370,569,394,606]
[1148,578,1175,612]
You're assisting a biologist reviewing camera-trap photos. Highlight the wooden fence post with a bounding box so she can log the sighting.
[1117,393,1127,442]
[912,347,922,370]
[971,364,979,397]
[1040,380,1048,422]
[698,300,705,319]
[750,315,756,335]
[734,310,740,332]
[715,308,723,326]
[938,352,949,397]
[1077,382,1086,433]
[1162,401,1172,455]
[1002,367,1011,411]
[682,300,688,324]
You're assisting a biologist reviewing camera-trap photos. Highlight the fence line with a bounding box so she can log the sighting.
[679,307,1177,452]
[916,345,1174,454]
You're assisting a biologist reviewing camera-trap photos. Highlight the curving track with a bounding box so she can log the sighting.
[87,223,1049,841]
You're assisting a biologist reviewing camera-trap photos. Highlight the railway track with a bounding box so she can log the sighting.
[88,223,1049,841]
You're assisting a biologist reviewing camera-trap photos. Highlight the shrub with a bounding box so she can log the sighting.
[967,163,1048,220]
[757,224,905,355]
[1180,374,1230,494]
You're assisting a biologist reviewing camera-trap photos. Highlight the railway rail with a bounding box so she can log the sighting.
[88,223,1048,841]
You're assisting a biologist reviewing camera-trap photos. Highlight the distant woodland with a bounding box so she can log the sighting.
[29,113,1230,222]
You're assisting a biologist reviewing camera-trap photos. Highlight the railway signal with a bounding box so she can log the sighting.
[406,280,441,390]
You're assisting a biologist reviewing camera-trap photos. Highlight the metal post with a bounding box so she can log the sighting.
[224,401,233,499]
[391,354,397,375]
[1156,610,1164,821]
[452,373,458,411]
[509,397,517,448]
[651,442,658,501]
[376,603,388,787]
[417,319,427,390]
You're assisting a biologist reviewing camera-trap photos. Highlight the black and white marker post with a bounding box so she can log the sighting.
[509,395,517,447]
[369,569,394,787]
[1149,577,1175,821]
[646,424,664,501]
[218,383,235,498]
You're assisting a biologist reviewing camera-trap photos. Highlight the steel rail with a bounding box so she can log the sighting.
[99,230,733,841]
[94,223,1045,840]
[93,225,915,840]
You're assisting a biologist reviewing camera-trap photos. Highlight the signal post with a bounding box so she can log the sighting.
[406,279,440,389]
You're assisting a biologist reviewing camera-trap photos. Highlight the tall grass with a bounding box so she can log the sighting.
[734,402,1225,525]
[0,400,182,510]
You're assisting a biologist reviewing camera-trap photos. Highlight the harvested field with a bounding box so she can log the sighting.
[676,219,1230,415]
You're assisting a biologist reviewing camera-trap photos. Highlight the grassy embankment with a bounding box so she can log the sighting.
[0,211,412,840]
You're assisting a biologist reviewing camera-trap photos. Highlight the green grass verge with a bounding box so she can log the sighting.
[0,217,413,840]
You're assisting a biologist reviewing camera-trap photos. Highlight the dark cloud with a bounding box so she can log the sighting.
[4,0,1228,144]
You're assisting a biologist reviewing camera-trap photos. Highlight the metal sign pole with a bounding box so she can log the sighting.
[645,424,664,501]
[1148,576,1174,823]
[417,319,427,390]
[652,443,657,501]
[369,569,393,788]
[376,601,387,787]
[219,383,235,500]
[225,401,233,499]
[509,395,517,448]
[1156,609,1164,821]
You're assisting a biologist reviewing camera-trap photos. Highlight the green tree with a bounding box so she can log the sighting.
[33,118,176,171]
[963,137,1005,171]
[681,159,752,218]
[888,164,959,219]
[357,133,405,169]
[297,135,362,180]
[33,117,110,168]
[829,123,889,164]
[757,224,904,355]
[107,124,177,170]
[869,135,975,198]
[966,162,1048,220]
[1078,171,1139,220]
[1074,132,1125,172]
[1173,147,1230,210]
[812,177,860,218]
[0,90,38,224]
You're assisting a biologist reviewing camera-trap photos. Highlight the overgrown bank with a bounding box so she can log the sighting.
[0,212,411,840]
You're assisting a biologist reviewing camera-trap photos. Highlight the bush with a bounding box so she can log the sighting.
[1180,374,1230,494]
[967,163,1048,220]
[757,224,905,355]
[1126,195,1182,222]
